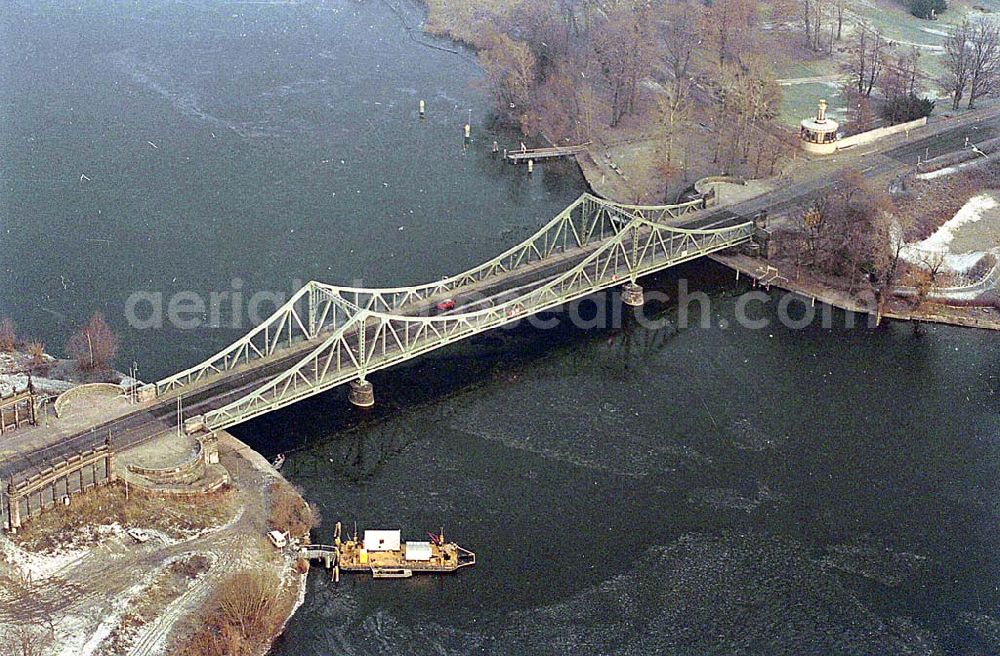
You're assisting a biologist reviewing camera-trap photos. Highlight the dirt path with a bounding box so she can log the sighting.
[0,432,304,656]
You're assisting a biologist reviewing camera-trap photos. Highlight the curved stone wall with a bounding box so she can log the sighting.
[54,383,124,418]
[127,439,205,485]
[694,175,747,195]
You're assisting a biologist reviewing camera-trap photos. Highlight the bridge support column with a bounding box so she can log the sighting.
[621,282,644,307]
[348,379,375,408]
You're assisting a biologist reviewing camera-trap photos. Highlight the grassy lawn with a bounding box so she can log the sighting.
[780,82,848,127]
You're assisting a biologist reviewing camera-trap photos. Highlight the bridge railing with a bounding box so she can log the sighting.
[201,217,753,430]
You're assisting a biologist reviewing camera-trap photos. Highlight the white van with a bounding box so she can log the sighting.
[267,530,288,549]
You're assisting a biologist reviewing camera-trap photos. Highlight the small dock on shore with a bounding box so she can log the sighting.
[506,143,590,164]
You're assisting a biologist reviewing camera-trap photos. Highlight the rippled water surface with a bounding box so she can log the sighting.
[3,1,999,654]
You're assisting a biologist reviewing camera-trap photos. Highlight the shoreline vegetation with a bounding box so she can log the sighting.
[418,0,999,331]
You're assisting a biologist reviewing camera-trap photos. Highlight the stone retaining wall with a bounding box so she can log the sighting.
[1,444,115,531]
[804,117,928,155]
[694,175,747,195]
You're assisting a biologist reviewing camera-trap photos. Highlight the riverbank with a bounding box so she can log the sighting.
[711,252,1000,331]
[418,0,787,205]
[0,429,311,656]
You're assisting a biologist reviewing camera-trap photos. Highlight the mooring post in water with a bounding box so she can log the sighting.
[527,159,534,174]
[464,123,471,142]
[419,99,425,118]
[492,140,499,157]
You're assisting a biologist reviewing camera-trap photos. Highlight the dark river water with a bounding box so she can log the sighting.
[3,1,1000,654]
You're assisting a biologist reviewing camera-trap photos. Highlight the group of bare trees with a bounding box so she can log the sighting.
[799,0,848,53]
[0,313,117,373]
[479,33,536,126]
[942,17,1000,110]
[839,24,937,132]
[800,170,902,291]
[472,0,790,184]
[846,23,890,98]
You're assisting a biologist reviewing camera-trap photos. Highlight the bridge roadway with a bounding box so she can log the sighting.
[3,108,999,482]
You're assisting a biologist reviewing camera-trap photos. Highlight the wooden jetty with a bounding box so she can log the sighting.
[506,142,590,164]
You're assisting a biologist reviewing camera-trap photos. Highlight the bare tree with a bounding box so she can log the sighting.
[870,209,913,290]
[801,0,829,52]
[880,46,921,102]
[661,1,699,165]
[835,0,847,41]
[703,0,759,68]
[592,0,654,128]
[66,312,117,372]
[943,20,973,110]
[843,86,877,133]
[846,23,890,97]
[967,18,1000,108]
[576,81,598,141]
[919,250,948,282]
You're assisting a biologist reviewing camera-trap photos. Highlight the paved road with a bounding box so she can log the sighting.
[4,109,998,484]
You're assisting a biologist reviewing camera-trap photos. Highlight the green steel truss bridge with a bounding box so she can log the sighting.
[152,193,756,433]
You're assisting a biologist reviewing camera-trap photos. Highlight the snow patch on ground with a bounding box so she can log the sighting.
[0,532,90,581]
[900,193,996,273]
[916,165,959,180]
[920,27,951,37]
[914,193,995,251]
[0,372,75,397]
[53,554,192,656]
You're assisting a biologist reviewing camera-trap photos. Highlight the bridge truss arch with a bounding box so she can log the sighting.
[193,210,751,431]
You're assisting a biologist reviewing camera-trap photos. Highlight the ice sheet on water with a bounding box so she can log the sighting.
[686,482,781,513]
[819,537,930,587]
[111,50,288,140]
[448,375,711,478]
[728,416,788,452]
[295,533,960,655]
[497,533,941,655]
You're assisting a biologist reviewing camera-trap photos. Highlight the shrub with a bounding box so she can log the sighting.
[178,570,285,656]
[267,480,317,539]
[880,93,935,124]
[25,341,45,365]
[0,318,16,352]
